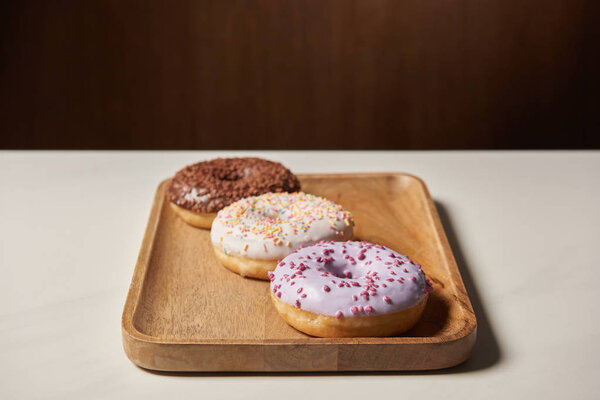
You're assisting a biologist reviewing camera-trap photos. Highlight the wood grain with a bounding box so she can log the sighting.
[121,173,477,371]
[1,1,598,150]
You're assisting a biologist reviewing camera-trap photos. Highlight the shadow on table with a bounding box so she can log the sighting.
[426,201,502,373]
[140,201,501,377]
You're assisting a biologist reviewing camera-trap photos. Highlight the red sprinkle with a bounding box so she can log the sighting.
[335,310,343,319]
[365,305,373,314]
[384,296,392,304]
[350,306,359,315]
[323,285,331,292]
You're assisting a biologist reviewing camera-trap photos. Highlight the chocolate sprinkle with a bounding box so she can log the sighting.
[167,157,301,213]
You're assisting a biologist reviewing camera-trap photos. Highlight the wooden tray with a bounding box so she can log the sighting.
[122,173,476,372]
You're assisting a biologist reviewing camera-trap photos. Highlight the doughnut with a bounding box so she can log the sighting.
[166,157,300,228]
[210,192,354,280]
[268,241,433,337]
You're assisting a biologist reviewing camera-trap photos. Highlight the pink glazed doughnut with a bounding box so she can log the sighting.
[269,241,433,337]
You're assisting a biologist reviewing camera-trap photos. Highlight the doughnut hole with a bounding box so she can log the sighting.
[321,260,366,280]
[251,206,294,223]
[213,168,245,181]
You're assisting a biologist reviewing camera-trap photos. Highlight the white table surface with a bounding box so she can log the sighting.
[1,150,599,399]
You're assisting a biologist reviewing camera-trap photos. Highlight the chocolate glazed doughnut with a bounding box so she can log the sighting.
[166,157,301,229]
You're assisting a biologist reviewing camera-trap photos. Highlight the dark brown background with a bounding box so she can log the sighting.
[1,0,598,150]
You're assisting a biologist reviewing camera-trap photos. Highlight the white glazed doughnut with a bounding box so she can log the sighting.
[210,192,354,280]
[269,241,433,337]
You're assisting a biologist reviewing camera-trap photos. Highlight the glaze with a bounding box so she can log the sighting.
[210,192,354,260]
[269,241,432,317]
[167,157,300,213]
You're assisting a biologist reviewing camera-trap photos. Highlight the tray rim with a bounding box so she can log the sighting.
[122,172,477,365]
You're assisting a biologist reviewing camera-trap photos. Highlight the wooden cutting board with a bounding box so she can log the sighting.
[121,173,476,371]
